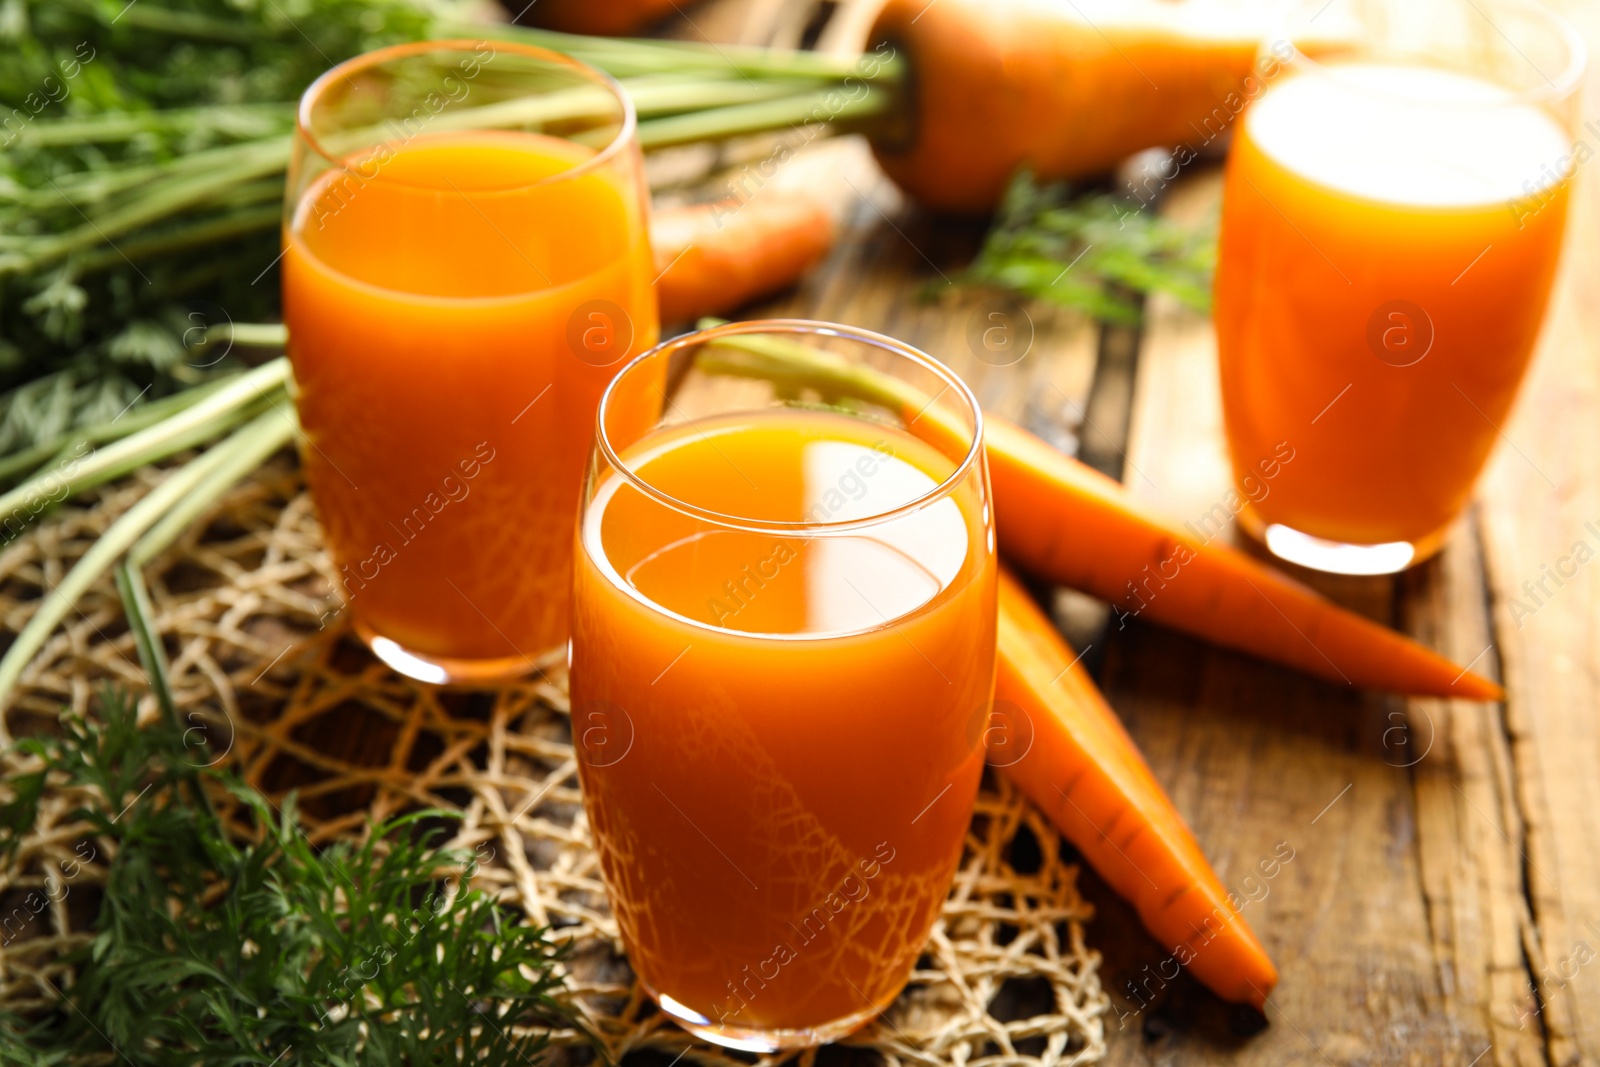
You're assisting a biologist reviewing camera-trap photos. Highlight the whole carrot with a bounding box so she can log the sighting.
[994,566,1278,1008]
[985,416,1502,701]
[694,329,1500,700]
[868,0,1283,212]
[652,195,836,324]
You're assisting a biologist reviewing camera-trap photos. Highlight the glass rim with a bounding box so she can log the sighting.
[593,319,987,536]
[1273,0,1587,106]
[295,37,638,194]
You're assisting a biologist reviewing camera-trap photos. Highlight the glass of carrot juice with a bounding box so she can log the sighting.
[1214,0,1582,574]
[570,320,997,1050]
[283,41,656,680]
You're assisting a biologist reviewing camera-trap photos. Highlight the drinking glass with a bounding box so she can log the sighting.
[283,40,656,681]
[570,320,997,1050]
[1213,0,1583,574]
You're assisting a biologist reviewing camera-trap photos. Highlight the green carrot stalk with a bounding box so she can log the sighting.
[219,323,289,349]
[0,2,908,390]
[4,72,870,279]
[694,319,923,413]
[73,205,284,274]
[105,401,302,726]
[5,138,293,276]
[0,409,294,710]
[114,558,220,819]
[455,21,902,83]
[634,85,889,149]
[310,74,824,159]
[0,359,289,531]
[1,103,294,150]
[0,139,291,213]
[0,374,244,488]
[58,0,262,41]
[127,406,298,569]
[115,562,181,731]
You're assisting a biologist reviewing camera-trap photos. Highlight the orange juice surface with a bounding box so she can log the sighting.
[1214,63,1570,547]
[284,130,656,668]
[570,409,996,1036]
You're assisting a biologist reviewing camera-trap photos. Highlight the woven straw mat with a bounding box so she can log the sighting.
[0,455,1109,1067]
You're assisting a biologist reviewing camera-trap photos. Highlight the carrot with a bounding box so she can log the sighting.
[516,0,683,36]
[985,416,1502,701]
[651,195,836,324]
[693,329,1501,700]
[993,565,1278,1008]
[867,0,1288,212]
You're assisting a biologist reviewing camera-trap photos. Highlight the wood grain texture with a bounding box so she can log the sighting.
[1101,174,1445,1066]
[1103,155,1598,1067]
[1471,5,1600,1062]
[643,2,1600,1063]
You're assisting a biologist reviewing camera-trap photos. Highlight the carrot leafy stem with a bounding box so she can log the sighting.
[951,170,1218,325]
[0,0,896,445]
[0,689,576,1065]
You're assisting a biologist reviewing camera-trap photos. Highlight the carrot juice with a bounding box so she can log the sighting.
[1214,59,1573,569]
[570,331,997,1050]
[284,50,656,679]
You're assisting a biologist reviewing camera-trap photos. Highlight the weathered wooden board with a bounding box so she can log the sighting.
[1091,172,1537,1067]
[651,2,1600,1065]
[1095,4,1600,1058]
[1472,3,1600,1062]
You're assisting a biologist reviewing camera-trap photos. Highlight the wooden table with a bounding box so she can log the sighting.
[649,2,1600,1064]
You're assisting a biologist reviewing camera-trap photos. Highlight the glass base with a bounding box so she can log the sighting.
[1237,504,1451,576]
[355,620,547,685]
[653,989,884,1052]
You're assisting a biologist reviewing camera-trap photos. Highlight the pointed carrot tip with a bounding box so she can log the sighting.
[1244,972,1277,1012]
[1454,671,1505,703]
